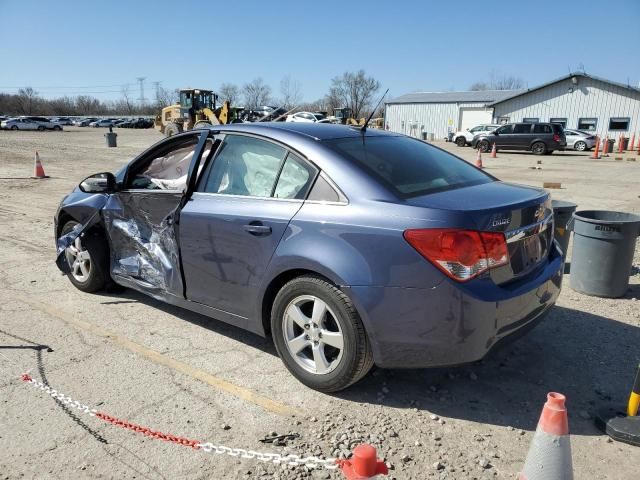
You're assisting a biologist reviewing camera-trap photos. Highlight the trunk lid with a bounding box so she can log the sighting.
[406,181,553,282]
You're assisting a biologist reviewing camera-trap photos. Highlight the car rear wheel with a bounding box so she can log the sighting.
[11,125,18,130]
[53,125,62,131]
[531,141,546,155]
[271,275,374,392]
[37,126,45,131]
[477,140,490,153]
[456,136,466,147]
[61,221,110,293]
[574,141,587,151]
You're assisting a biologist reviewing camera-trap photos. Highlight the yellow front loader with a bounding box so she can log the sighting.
[155,88,230,136]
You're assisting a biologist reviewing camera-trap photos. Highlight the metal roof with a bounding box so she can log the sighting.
[488,72,640,106]
[386,89,522,105]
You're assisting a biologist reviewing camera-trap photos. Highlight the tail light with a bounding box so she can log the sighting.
[403,228,509,282]
[553,134,561,142]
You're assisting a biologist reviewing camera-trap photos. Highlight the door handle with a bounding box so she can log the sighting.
[243,222,272,236]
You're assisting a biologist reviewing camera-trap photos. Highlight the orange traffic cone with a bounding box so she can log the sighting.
[475,148,483,168]
[32,151,49,179]
[518,392,573,480]
[591,135,600,159]
[629,133,635,152]
[338,444,388,479]
[490,142,497,158]
[603,136,610,156]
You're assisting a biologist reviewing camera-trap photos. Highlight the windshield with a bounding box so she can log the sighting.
[325,136,493,198]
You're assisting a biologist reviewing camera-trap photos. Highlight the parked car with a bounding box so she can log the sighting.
[286,111,327,123]
[54,123,562,392]
[1,117,61,131]
[51,117,74,126]
[25,116,62,130]
[75,118,98,127]
[563,129,596,151]
[472,122,566,155]
[453,124,500,147]
[90,119,117,128]
[1,118,39,130]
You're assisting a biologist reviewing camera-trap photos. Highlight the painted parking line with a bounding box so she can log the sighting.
[17,295,297,417]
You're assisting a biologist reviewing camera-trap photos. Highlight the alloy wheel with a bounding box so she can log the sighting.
[65,236,92,283]
[282,295,344,375]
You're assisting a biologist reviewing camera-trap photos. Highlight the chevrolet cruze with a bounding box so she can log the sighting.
[55,123,563,392]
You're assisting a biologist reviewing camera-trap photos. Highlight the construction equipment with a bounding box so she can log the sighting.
[332,107,366,126]
[155,88,231,136]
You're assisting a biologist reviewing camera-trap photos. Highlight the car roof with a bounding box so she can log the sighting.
[211,122,399,141]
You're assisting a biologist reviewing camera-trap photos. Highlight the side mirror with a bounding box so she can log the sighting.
[79,172,116,194]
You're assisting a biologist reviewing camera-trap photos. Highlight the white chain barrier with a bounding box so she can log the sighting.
[18,373,339,471]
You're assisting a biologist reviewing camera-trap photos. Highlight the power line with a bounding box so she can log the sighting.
[0,84,136,90]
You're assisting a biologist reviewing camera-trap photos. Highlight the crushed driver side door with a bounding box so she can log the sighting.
[102,131,216,301]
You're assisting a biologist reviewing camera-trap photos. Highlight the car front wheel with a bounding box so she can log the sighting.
[455,136,466,147]
[61,221,110,293]
[477,140,490,153]
[271,275,374,392]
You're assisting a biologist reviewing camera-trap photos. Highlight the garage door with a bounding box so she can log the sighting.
[460,109,493,131]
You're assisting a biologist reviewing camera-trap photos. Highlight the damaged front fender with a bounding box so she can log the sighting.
[55,193,110,273]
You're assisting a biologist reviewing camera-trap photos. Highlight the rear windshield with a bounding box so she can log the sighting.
[325,136,493,198]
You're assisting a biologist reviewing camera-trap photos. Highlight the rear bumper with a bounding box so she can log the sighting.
[344,244,563,368]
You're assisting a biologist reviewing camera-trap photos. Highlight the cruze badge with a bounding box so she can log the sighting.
[491,218,510,227]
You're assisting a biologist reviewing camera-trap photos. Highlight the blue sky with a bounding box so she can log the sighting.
[1,0,639,103]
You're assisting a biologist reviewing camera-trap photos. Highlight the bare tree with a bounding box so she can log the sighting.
[279,75,302,109]
[155,86,178,108]
[470,81,490,91]
[328,70,380,119]
[470,71,524,91]
[16,87,39,114]
[121,85,135,115]
[219,83,240,105]
[242,78,272,110]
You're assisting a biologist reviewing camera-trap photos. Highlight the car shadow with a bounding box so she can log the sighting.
[97,289,278,356]
[336,305,640,435]
[97,290,638,435]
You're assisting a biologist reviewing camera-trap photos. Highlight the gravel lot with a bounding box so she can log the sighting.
[0,126,638,479]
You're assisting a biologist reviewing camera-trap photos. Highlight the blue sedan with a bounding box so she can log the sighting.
[54,123,563,392]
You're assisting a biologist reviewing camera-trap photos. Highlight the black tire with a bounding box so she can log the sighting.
[477,140,490,153]
[53,125,62,131]
[60,221,110,293]
[164,122,181,137]
[37,126,45,131]
[574,141,587,151]
[531,141,546,155]
[11,125,18,130]
[271,275,374,392]
[455,136,466,147]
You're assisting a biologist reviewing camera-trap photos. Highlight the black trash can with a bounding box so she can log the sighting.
[569,210,640,298]
[551,200,577,262]
[421,131,428,141]
[607,139,615,152]
[105,131,117,147]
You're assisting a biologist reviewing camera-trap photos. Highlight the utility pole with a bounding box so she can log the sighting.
[152,81,161,104]
[136,77,146,106]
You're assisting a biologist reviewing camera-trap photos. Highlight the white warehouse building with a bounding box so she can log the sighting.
[385,73,640,141]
